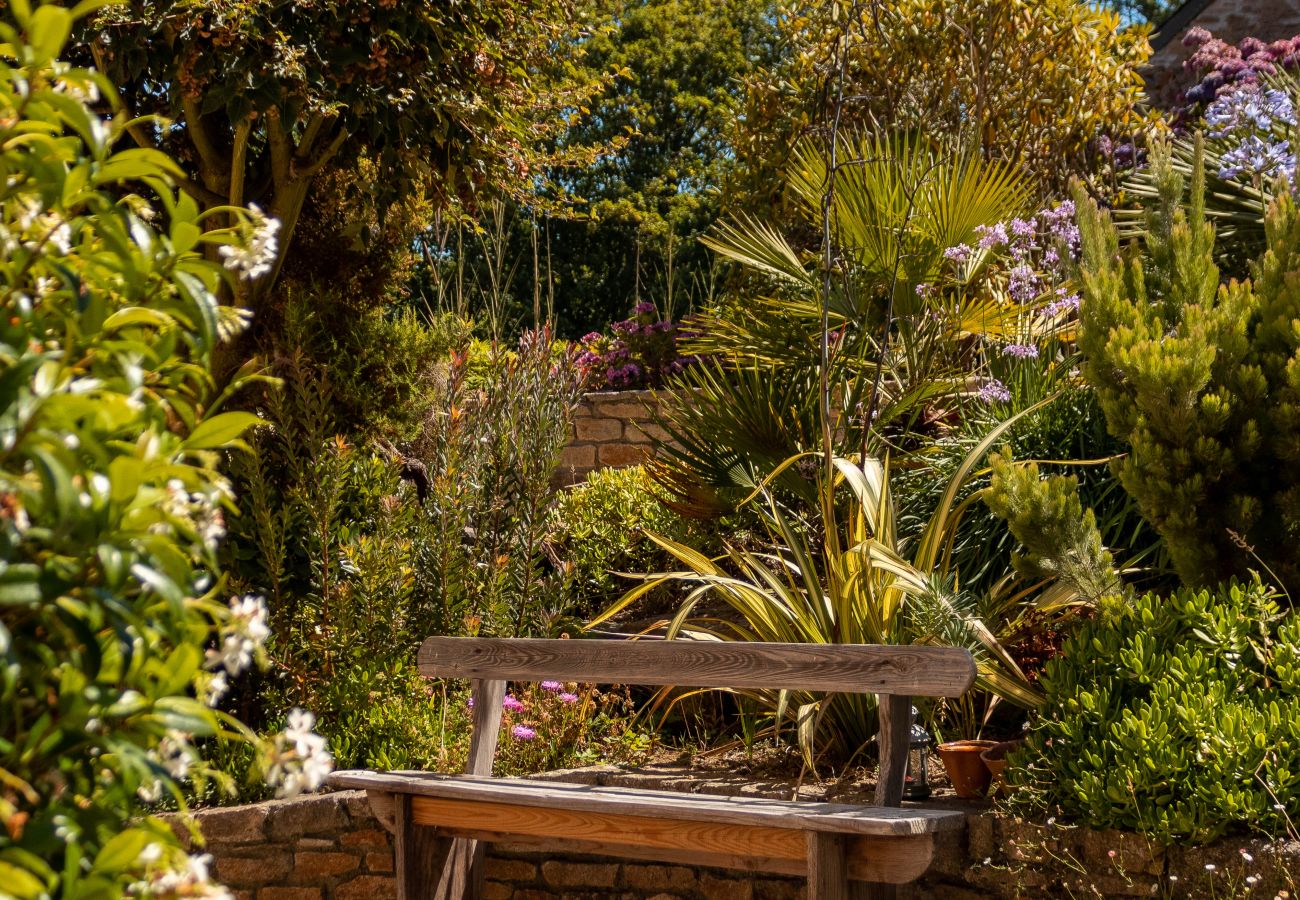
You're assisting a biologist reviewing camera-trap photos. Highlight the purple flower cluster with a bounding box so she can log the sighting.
[977,379,1012,405]
[1042,289,1081,319]
[1181,29,1300,111]
[1001,343,1040,359]
[576,302,696,391]
[1201,84,1298,183]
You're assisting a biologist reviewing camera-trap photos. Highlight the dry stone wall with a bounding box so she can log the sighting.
[558,390,668,486]
[183,775,1298,899]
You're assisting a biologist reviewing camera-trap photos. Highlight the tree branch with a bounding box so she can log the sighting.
[294,125,348,180]
[181,96,228,187]
[266,107,293,187]
[229,117,253,209]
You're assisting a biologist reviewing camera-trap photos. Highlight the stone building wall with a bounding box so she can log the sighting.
[184,784,1297,899]
[557,390,667,487]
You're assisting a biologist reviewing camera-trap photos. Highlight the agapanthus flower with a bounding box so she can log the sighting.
[1218,135,1296,181]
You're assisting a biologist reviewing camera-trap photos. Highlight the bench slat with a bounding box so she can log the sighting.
[417,638,975,697]
[328,771,966,837]
[415,796,934,885]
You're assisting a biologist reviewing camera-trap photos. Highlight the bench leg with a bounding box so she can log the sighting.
[396,795,457,900]
[806,833,851,900]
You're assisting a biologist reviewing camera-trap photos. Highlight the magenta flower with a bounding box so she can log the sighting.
[558,692,579,704]
[541,680,563,692]
[502,695,525,712]
[511,725,537,741]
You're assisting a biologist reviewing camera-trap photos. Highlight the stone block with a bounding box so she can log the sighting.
[335,874,398,900]
[698,874,754,900]
[215,852,293,887]
[340,792,378,822]
[486,858,539,881]
[291,850,359,880]
[541,861,620,889]
[265,794,348,841]
[340,829,390,849]
[258,889,322,900]
[595,400,654,420]
[753,881,804,900]
[621,864,696,891]
[559,444,596,470]
[596,443,649,467]
[626,422,670,444]
[483,883,514,900]
[575,417,624,442]
[364,851,394,873]
[293,838,336,851]
[197,805,269,845]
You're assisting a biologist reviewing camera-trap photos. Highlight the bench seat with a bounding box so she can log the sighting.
[333,770,964,888]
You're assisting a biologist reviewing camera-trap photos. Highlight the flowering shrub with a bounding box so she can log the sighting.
[1180,28,1300,114]
[576,303,695,390]
[0,8,327,896]
[491,681,653,774]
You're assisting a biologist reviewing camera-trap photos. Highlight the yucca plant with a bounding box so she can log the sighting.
[592,405,1082,767]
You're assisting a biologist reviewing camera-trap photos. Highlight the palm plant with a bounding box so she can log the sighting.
[654,131,1033,512]
[592,405,1093,768]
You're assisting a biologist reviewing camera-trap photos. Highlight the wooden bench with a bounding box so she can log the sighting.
[328,637,975,900]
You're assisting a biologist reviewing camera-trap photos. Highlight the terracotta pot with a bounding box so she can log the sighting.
[980,740,1022,782]
[936,740,996,799]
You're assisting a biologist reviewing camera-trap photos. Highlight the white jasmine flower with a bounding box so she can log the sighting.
[264,708,333,799]
[219,204,280,280]
[204,594,269,676]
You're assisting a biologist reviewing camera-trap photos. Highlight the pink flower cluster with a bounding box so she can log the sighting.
[575,303,697,391]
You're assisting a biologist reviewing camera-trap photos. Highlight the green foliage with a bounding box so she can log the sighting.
[227,327,587,770]
[0,7,281,894]
[81,0,608,308]
[656,132,1031,513]
[1076,138,1300,594]
[1008,578,1300,843]
[549,466,710,616]
[984,449,1123,607]
[594,442,1059,766]
[733,0,1154,208]
[492,682,654,775]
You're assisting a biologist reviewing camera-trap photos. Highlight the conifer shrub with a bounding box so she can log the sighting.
[1076,138,1300,594]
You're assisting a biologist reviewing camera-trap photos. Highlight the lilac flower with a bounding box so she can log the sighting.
[502,695,525,712]
[558,692,579,704]
[541,680,563,692]
[511,725,537,741]
[943,243,973,264]
[974,223,1008,250]
[977,379,1012,404]
[1002,343,1040,359]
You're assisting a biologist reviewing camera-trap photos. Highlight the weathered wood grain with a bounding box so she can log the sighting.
[417,638,974,697]
[329,771,965,836]
[807,832,850,900]
[873,694,912,808]
[395,794,451,900]
[416,806,935,884]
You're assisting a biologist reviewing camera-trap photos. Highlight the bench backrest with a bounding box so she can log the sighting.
[421,636,976,808]
[418,637,974,696]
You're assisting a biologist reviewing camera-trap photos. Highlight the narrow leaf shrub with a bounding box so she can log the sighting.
[1008,578,1300,843]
